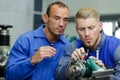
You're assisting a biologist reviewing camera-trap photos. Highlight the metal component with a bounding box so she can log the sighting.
[0,46,9,66]
[0,25,13,77]
[70,58,114,79]
[72,60,86,77]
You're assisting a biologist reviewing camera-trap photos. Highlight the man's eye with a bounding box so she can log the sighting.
[55,17,59,20]
[64,19,69,22]
[79,28,84,31]
[89,26,94,29]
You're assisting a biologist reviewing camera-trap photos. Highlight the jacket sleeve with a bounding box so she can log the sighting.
[110,46,120,80]
[5,35,35,80]
[55,41,77,80]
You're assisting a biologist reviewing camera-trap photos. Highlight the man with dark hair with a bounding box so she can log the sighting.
[5,1,70,80]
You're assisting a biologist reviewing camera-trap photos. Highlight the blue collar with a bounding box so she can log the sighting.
[33,24,69,44]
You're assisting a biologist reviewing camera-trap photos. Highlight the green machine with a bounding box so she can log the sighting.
[70,58,114,80]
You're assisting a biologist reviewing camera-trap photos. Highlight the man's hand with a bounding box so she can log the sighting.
[67,47,88,77]
[71,47,88,60]
[89,56,106,70]
[30,46,56,65]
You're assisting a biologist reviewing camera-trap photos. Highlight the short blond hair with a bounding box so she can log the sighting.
[75,7,100,21]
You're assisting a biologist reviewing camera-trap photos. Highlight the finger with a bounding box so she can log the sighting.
[75,48,84,60]
[48,46,56,52]
[41,46,56,52]
[71,53,77,61]
[42,52,53,58]
[80,47,86,55]
[37,47,55,58]
[41,46,56,55]
[75,48,81,57]
[41,50,56,57]
[48,49,56,55]
[96,60,106,69]
[96,60,103,66]
[79,47,86,59]
[89,56,96,59]
[72,51,79,60]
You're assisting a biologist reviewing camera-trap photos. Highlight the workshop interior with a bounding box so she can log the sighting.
[0,0,120,80]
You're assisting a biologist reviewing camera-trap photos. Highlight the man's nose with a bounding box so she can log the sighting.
[59,19,64,26]
[85,29,90,36]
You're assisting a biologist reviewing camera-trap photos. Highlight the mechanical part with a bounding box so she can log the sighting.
[0,25,12,78]
[71,58,106,78]
[71,59,92,78]
[0,25,12,66]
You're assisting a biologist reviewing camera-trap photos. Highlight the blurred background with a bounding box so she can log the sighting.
[0,0,120,47]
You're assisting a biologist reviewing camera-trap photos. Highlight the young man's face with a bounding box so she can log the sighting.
[76,18,103,49]
[44,5,69,36]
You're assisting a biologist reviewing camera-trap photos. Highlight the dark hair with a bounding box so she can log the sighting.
[46,1,69,16]
[118,18,120,27]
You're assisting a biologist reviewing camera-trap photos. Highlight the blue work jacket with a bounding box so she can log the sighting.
[5,24,70,80]
[56,32,120,80]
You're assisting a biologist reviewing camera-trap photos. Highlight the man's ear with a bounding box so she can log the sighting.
[99,22,103,32]
[75,26,79,33]
[43,14,48,23]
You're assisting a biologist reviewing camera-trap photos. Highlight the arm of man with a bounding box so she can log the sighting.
[6,35,56,80]
[5,36,35,80]
[56,41,77,80]
[55,40,88,80]
[110,46,120,80]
